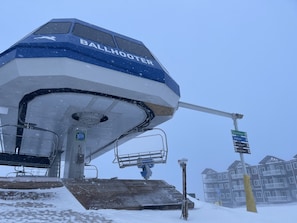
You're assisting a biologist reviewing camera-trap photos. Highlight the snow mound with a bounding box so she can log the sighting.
[0,186,112,223]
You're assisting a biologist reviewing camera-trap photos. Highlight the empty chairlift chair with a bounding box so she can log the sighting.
[114,128,168,180]
[0,124,59,168]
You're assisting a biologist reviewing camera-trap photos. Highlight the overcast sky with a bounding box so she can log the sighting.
[1,0,297,199]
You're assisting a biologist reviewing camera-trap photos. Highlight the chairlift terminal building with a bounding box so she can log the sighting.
[0,19,180,178]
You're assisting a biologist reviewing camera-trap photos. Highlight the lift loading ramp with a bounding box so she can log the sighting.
[63,178,195,210]
[0,177,194,210]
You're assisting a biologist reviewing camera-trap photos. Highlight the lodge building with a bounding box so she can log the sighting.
[202,155,297,207]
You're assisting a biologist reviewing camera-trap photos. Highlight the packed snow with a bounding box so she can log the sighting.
[0,185,296,223]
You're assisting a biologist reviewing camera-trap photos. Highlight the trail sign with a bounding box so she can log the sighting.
[231,130,251,154]
[231,130,247,137]
[232,135,248,142]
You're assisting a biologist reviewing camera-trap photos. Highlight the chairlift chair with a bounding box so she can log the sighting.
[0,124,59,168]
[113,128,168,180]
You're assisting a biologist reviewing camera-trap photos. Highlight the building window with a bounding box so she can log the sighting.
[237,168,243,174]
[223,173,228,179]
[289,177,295,184]
[73,23,116,48]
[253,179,260,186]
[280,191,287,197]
[218,174,222,180]
[34,22,72,35]
[224,183,230,189]
[293,190,297,199]
[219,184,224,189]
[293,162,297,169]
[277,165,284,170]
[256,191,262,198]
[115,36,154,60]
[265,191,270,197]
[252,167,258,174]
[226,193,231,199]
[286,163,292,171]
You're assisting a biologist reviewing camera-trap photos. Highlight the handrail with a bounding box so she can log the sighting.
[85,164,99,179]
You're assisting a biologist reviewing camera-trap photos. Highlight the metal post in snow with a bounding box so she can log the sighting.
[179,158,188,220]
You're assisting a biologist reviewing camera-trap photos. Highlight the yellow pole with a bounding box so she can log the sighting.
[243,174,257,212]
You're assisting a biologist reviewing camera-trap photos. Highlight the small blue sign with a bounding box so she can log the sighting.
[232,135,248,142]
[75,131,86,141]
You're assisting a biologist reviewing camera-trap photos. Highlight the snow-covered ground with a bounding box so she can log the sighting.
[0,185,296,223]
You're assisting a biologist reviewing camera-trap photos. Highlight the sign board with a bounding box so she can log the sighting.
[231,130,251,154]
[75,130,86,141]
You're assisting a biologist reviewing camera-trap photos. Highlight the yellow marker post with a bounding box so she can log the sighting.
[243,174,257,212]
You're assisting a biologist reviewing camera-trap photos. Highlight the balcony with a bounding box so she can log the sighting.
[262,169,286,176]
[265,182,288,189]
[205,197,218,203]
[204,187,217,192]
[267,196,290,202]
[203,178,218,183]
[230,173,243,179]
[234,196,246,202]
[232,185,244,190]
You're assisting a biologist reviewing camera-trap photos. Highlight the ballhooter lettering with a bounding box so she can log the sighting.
[80,38,154,66]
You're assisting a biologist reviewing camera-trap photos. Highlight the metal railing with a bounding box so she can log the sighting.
[267,196,290,202]
[233,184,244,190]
[265,182,288,189]
[262,169,286,176]
[230,173,243,179]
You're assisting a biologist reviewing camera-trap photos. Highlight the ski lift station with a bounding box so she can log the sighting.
[0,19,180,179]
